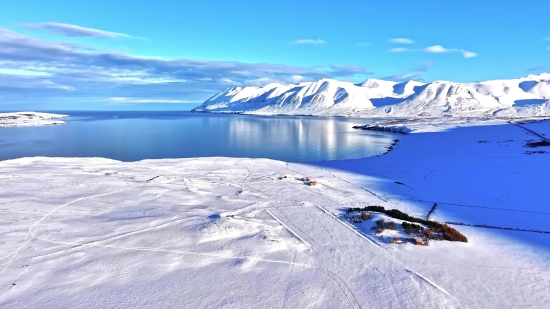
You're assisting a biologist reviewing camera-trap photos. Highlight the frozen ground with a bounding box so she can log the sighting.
[1,120,549,308]
[0,112,68,128]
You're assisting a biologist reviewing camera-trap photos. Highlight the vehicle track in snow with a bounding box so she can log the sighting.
[0,184,137,276]
[35,236,362,309]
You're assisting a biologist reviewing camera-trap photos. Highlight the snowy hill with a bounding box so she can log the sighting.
[193,73,550,118]
[194,79,375,115]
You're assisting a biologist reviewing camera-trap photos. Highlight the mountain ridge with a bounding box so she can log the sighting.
[192,73,550,118]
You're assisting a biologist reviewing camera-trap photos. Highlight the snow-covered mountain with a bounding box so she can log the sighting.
[192,73,550,118]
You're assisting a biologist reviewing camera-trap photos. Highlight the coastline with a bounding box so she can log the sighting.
[0,112,69,128]
[1,119,549,307]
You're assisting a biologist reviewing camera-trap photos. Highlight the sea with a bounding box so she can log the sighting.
[0,111,397,162]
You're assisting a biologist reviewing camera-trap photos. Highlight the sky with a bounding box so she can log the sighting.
[0,0,549,111]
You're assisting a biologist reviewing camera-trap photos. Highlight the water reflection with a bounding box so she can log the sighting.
[0,112,396,162]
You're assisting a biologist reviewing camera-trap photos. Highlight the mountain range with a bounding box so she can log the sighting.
[192,73,550,118]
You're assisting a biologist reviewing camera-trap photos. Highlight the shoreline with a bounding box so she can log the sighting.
[0,111,69,128]
[192,109,550,121]
[1,118,549,307]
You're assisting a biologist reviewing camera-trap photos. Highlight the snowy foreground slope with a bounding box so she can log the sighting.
[193,73,550,118]
[0,112,68,128]
[1,122,550,308]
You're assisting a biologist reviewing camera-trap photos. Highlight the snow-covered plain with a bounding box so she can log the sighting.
[193,73,550,118]
[0,112,68,128]
[1,119,549,308]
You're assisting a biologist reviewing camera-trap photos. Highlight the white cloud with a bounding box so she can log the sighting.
[424,45,477,58]
[382,72,424,82]
[219,78,242,86]
[245,77,281,86]
[0,68,51,77]
[356,42,370,47]
[462,51,477,58]
[22,22,132,39]
[0,27,370,105]
[383,61,434,82]
[107,97,201,104]
[414,61,434,72]
[390,38,414,44]
[424,45,449,53]
[389,47,408,53]
[288,75,304,83]
[287,39,326,45]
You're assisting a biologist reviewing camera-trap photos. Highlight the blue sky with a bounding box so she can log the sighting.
[0,0,549,111]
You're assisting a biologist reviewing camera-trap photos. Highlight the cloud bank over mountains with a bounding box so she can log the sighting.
[0,23,544,109]
[0,28,368,107]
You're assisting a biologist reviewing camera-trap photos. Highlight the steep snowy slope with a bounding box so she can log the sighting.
[470,73,550,106]
[193,79,376,115]
[193,73,550,118]
[372,81,504,117]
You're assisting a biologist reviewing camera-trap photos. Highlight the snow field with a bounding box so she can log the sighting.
[1,121,550,308]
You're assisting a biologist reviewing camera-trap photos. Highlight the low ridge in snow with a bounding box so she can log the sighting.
[0,112,68,128]
[193,73,550,118]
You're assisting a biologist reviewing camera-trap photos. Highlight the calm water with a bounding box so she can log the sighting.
[0,111,396,162]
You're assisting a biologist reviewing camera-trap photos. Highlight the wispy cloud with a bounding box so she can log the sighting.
[356,42,370,47]
[462,51,477,58]
[389,47,408,53]
[0,28,368,106]
[383,72,423,82]
[424,45,477,58]
[544,37,550,41]
[389,44,476,58]
[527,66,547,72]
[414,61,434,72]
[329,64,372,77]
[390,38,414,44]
[287,39,326,45]
[383,61,434,82]
[22,22,132,39]
[107,97,201,104]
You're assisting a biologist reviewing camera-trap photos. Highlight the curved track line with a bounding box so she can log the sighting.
[35,237,359,308]
[30,217,195,260]
[0,185,135,276]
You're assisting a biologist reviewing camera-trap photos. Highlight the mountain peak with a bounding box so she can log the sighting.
[525,73,550,80]
[193,75,550,117]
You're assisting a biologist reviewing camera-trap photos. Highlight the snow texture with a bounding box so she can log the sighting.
[1,120,550,308]
[193,73,550,118]
[0,112,68,128]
